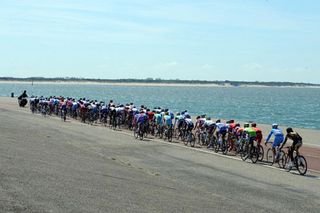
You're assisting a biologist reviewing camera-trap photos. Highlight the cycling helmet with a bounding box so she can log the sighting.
[216,119,221,123]
[227,119,234,124]
[286,127,293,133]
[176,112,180,116]
[272,123,278,129]
[251,122,257,127]
[201,114,206,118]
[185,114,191,119]
[244,123,250,128]
[207,117,211,120]
[235,123,240,127]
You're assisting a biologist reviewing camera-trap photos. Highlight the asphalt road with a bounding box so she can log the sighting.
[0,99,320,212]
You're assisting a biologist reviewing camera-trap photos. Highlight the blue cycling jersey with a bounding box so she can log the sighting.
[266,128,284,143]
[216,122,227,132]
[164,115,172,126]
[154,114,163,124]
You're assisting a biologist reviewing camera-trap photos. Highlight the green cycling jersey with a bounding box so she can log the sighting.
[244,127,257,137]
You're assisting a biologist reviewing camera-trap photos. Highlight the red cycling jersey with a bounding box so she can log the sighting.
[147,111,154,121]
[252,127,263,143]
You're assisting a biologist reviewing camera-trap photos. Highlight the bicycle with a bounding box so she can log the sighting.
[241,137,258,163]
[214,133,228,154]
[60,109,66,122]
[266,143,286,168]
[257,143,264,162]
[163,125,173,142]
[155,124,164,139]
[183,129,195,147]
[283,146,308,175]
[134,123,145,140]
[195,128,209,146]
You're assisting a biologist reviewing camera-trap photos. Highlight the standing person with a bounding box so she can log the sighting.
[18,90,28,99]
[18,90,28,107]
[280,127,303,169]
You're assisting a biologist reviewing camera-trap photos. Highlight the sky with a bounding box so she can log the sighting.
[0,0,320,83]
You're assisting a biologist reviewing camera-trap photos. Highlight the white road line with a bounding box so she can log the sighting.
[262,165,282,171]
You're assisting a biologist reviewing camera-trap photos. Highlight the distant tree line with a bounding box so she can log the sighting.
[0,77,319,87]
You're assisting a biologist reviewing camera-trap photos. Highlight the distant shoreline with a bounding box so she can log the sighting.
[1,80,320,88]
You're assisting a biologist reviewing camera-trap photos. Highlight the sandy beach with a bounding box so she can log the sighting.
[1,80,320,88]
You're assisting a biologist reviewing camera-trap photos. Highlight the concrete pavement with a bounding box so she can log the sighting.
[1,97,320,212]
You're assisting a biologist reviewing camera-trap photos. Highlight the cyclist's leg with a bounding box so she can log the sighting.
[288,145,294,162]
[294,141,302,155]
[249,136,254,155]
[272,139,280,157]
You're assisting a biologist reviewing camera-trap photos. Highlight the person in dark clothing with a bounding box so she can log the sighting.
[18,90,28,100]
[280,127,303,169]
[18,90,28,107]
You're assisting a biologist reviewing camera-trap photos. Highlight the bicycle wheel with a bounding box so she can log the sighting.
[173,128,179,139]
[266,148,274,166]
[296,155,307,175]
[277,150,286,169]
[241,147,248,161]
[222,141,229,155]
[168,129,173,142]
[190,133,195,147]
[257,144,264,161]
[163,130,167,141]
[134,128,138,139]
[214,140,220,153]
[250,146,258,164]
[139,129,144,140]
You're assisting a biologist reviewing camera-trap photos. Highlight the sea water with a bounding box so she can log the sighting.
[1,82,320,129]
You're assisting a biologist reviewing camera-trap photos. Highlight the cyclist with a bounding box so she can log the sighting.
[265,123,284,162]
[134,109,148,134]
[215,119,227,144]
[204,117,216,145]
[154,111,164,136]
[226,120,237,152]
[174,112,185,133]
[280,127,303,169]
[163,111,173,126]
[194,114,206,130]
[184,114,194,133]
[243,123,257,155]
[251,123,263,145]
[163,112,173,138]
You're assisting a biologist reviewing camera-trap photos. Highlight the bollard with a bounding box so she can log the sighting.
[11,92,14,98]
